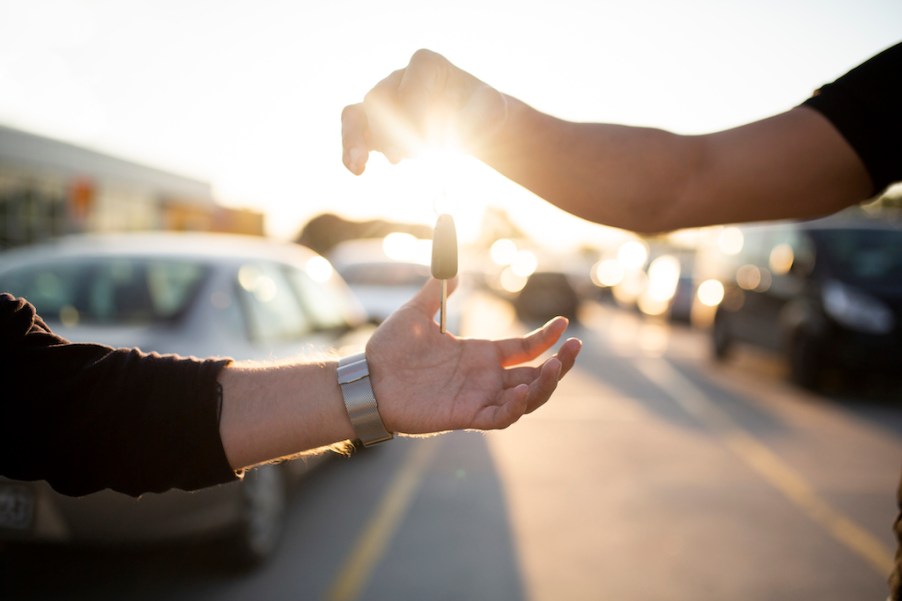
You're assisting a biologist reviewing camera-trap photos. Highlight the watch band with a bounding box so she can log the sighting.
[337,353,393,447]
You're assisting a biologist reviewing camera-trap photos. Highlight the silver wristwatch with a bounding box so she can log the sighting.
[337,353,393,447]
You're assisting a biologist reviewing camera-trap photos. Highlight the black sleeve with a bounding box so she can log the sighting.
[801,42,902,195]
[0,293,239,497]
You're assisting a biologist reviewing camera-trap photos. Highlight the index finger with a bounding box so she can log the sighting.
[341,103,369,175]
[341,68,406,174]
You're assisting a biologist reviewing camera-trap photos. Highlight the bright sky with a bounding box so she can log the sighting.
[0,0,899,247]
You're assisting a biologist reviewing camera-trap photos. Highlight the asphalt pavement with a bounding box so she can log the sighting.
[2,296,899,601]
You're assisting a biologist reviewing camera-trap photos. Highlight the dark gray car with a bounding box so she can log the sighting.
[700,214,902,390]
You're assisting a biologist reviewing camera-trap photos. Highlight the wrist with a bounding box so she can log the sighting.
[470,94,528,162]
[219,360,355,469]
[337,353,393,447]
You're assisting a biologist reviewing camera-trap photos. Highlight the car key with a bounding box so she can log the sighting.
[431,213,458,334]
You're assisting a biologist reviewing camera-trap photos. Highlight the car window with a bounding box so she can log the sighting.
[237,262,312,342]
[0,258,207,325]
[285,265,352,331]
[811,228,902,284]
[209,288,247,343]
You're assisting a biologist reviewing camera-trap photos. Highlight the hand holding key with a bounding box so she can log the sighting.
[431,214,458,334]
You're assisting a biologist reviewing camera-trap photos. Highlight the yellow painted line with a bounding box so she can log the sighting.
[327,440,438,601]
[635,358,894,576]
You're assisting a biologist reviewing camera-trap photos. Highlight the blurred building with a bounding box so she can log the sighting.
[0,124,263,249]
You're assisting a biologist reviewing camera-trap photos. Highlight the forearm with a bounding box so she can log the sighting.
[218,359,355,470]
[475,100,871,232]
[476,96,701,233]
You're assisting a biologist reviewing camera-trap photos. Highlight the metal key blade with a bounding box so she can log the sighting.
[431,213,458,333]
[440,279,448,333]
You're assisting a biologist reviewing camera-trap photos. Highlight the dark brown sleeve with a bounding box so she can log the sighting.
[1,293,238,497]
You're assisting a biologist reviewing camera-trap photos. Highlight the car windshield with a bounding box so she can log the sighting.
[0,257,208,326]
[811,228,902,285]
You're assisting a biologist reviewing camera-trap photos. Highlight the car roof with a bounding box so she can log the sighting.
[0,232,321,267]
[730,215,902,242]
[798,216,902,233]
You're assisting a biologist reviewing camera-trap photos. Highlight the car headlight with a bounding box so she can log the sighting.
[822,280,895,335]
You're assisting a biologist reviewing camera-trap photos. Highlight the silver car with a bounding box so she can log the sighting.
[0,232,372,566]
[329,237,465,332]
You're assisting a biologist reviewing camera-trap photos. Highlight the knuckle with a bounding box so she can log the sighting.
[363,87,380,107]
[341,103,359,122]
[410,48,439,65]
[366,69,404,105]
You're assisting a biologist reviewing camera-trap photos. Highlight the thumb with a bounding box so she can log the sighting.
[405,276,459,316]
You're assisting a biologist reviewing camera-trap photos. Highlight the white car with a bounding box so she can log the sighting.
[329,237,465,332]
[0,232,372,567]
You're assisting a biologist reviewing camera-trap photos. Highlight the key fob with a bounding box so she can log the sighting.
[431,214,458,279]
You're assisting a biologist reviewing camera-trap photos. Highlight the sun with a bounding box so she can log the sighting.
[362,145,493,244]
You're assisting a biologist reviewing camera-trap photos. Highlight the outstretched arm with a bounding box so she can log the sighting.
[218,278,581,470]
[342,49,872,233]
[476,102,872,232]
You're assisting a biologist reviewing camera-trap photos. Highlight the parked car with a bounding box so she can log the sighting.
[0,232,372,566]
[329,238,432,323]
[634,249,698,322]
[514,271,581,322]
[329,236,466,332]
[482,238,583,323]
[697,214,902,389]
